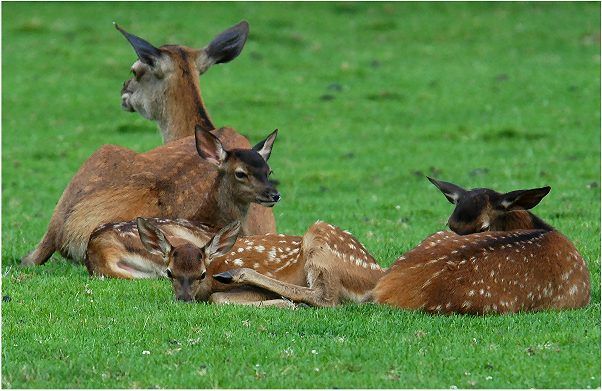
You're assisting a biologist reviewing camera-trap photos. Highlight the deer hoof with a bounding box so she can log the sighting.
[20,255,36,267]
[213,271,235,284]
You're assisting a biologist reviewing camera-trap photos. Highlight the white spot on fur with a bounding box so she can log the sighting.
[233,259,244,266]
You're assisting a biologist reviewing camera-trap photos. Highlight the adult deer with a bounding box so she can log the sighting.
[117,21,247,143]
[86,217,385,307]
[371,178,591,314]
[21,22,277,266]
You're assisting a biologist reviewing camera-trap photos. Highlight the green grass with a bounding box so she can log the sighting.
[2,2,600,388]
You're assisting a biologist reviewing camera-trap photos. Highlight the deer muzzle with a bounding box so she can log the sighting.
[256,190,281,207]
[120,79,135,112]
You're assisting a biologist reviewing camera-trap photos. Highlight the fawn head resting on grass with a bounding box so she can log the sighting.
[137,219,242,302]
[133,218,385,307]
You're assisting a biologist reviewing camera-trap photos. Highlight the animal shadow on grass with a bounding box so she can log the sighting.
[481,128,546,142]
[116,123,153,134]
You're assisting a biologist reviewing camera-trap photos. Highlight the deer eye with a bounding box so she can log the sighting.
[235,170,248,179]
[166,269,173,279]
[131,67,145,81]
[198,271,206,280]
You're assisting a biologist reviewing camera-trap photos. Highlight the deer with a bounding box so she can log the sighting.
[21,22,277,266]
[117,21,276,234]
[22,126,279,267]
[87,216,386,307]
[370,177,591,314]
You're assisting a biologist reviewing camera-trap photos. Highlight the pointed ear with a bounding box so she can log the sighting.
[115,23,162,66]
[427,177,467,204]
[204,221,241,264]
[253,129,278,162]
[136,218,172,260]
[195,126,228,167]
[497,186,551,210]
[196,21,249,73]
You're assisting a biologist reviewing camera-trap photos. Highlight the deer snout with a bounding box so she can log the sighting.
[120,79,135,112]
[269,191,281,203]
[255,188,281,207]
[175,294,195,302]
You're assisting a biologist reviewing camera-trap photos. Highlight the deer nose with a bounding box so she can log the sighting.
[271,192,281,202]
[176,295,194,302]
[121,79,132,95]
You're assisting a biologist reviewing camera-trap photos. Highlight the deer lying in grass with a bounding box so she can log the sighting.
[371,178,591,314]
[87,216,386,307]
[21,22,276,266]
[117,21,276,235]
[85,128,279,279]
[22,126,279,266]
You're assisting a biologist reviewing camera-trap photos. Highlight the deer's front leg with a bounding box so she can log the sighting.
[209,290,296,308]
[213,268,332,307]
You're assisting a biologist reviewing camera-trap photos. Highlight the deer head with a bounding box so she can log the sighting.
[195,127,281,209]
[137,218,241,301]
[427,177,552,234]
[116,21,250,141]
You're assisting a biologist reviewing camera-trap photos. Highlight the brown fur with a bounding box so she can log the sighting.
[372,181,591,314]
[23,129,278,265]
[86,219,386,307]
[20,22,277,267]
[211,221,386,307]
[117,22,277,237]
[372,229,590,314]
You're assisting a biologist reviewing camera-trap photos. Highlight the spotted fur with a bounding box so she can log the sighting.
[86,218,386,307]
[372,181,591,314]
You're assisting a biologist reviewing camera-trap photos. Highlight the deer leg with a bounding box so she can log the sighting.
[86,240,163,279]
[208,291,295,308]
[213,268,336,307]
[21,227,57,267]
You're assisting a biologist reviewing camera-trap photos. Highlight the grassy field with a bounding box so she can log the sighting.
[2,2,600,388]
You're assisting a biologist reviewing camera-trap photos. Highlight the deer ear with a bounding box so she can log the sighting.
[115,23,162,67]
[427,177,467,205]
[497,186,551,210]
[204,221,241,263]
[253,129,278,162]
[195,127,228,167]
[136,218,172,260]
[196,21,249,73]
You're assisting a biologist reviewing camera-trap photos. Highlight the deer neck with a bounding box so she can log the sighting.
[493,210,554,232]
[159,66,215,143]
[206,172,250,231]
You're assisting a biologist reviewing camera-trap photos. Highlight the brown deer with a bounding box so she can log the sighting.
[22,127,279,266]
[87,217,386,307]
[21,22,277,266]
[117,21,276,235]
[117,21,247,143]
[371,178,591,314]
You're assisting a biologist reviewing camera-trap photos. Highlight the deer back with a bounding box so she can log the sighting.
[197,233,306,301]
[373,229,590,314]
[60,127,277,262]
